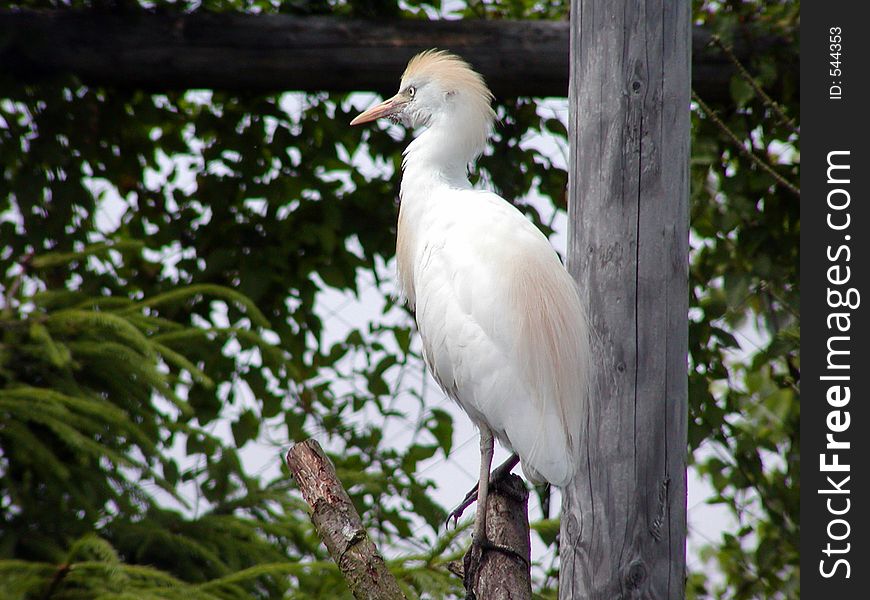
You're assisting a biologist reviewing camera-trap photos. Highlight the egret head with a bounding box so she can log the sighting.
[350,50,496,136]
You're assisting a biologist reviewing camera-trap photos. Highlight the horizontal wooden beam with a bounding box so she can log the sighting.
[0,9,793,101]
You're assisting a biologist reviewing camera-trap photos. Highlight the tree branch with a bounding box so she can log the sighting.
[707,34,799,134]
[285,439,406,600]
[0,9,795,101]
[692,90,800,198]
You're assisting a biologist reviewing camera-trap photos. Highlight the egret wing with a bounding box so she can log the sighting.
[413,190,588,486]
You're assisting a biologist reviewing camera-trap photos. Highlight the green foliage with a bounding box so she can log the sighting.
[1,0,798,598]
[686,1,799,597]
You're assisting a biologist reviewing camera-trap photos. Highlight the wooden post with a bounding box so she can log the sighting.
[561,0,690,598]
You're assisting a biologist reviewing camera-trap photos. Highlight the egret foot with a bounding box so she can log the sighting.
[446,453,520,529]
[462,534,530,598]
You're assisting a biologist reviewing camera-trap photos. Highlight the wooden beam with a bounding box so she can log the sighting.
[561,0,689,598]
[0,9,789,100]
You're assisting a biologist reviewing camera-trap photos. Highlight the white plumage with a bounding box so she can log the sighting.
[352,50,588,543]
[406,185,587,486]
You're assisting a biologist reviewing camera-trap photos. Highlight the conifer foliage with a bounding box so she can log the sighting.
[1,243,299,598]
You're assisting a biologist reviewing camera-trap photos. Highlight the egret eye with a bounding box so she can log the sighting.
[407,86,416,98]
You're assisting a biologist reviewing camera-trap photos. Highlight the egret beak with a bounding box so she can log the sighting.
[350,93,407,126]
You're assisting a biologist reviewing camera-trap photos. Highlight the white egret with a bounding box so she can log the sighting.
[351,50,588,564]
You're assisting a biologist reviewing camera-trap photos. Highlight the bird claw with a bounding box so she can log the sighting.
[477,538,529,566]
[445,487,479,529]
[462,534,529,596]
[445,454,520,530]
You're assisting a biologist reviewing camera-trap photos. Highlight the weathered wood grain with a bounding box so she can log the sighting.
[561,0,690,598]
[0,9,789,101]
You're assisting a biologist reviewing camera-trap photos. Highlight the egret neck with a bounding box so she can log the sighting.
[397,91,493,309]
[400,103,488,192]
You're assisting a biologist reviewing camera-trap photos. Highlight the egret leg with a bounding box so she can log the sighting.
[472,425,495,545]
[446,453,520,528]
[462,424,495,595]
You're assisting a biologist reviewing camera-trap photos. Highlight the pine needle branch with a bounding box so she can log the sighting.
[196,561,332,592]
[153,341,215,388]
[118,283,271,329]
[29,240,145,269]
